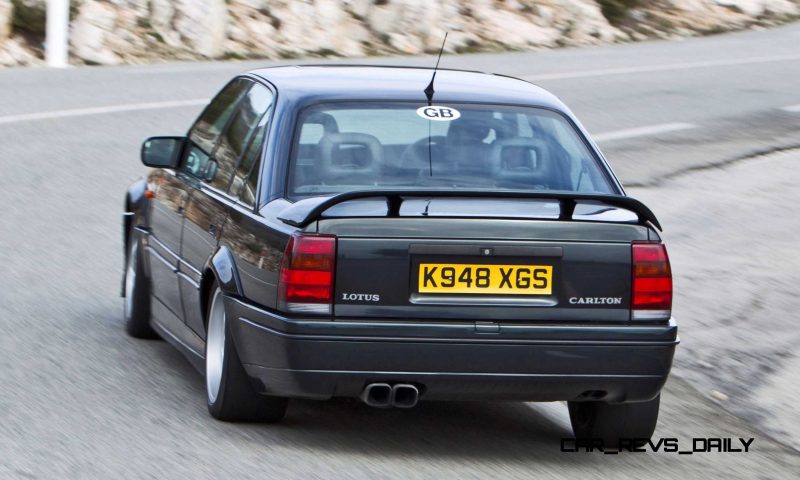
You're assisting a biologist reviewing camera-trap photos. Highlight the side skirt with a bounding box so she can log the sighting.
[150,296,206,374]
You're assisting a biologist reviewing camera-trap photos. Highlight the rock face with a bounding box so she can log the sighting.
[714,0,798,16]
[71,0,122,65]
[626,0,800,37]
[172,0,228,58]
[0,0,798,66]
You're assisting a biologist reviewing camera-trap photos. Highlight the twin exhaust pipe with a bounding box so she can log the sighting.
[360,383,419,408]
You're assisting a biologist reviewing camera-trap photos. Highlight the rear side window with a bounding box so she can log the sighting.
[209,83,274,192]
[232,126,268,206]
[228,84,274,206]
[287,102,616,199]
[183,79,249,178]
[189,79,249,156]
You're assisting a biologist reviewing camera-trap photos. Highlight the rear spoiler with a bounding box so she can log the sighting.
[277,190,662,231]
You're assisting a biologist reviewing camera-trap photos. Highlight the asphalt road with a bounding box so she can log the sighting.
[1,22,799,479]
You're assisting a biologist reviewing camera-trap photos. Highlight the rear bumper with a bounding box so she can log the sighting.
[226,297,678,403]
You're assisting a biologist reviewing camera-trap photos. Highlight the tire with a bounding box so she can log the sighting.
[123,238,158,339]
[205,283,288,422]
[568,395,661,447]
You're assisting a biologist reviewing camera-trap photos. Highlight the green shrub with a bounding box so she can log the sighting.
[597,0,642,25]
[11,0,46,37]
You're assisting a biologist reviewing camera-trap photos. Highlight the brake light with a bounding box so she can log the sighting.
[278,233,336,315]
[631,242,672,321]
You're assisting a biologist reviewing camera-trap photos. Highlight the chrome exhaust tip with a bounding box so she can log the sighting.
[391,384,419,408]
[361,383,393,408]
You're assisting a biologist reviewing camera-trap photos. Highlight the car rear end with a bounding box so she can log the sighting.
[227,95,676,420]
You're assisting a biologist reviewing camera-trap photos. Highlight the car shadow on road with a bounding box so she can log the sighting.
[271,397,575,460]
[146,336,579,463]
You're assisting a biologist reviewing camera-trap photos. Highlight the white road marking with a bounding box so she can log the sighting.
[0,98,208,125]
[592,122,696,142]
[2,51,795,125]
[523,53,800,81]
[780,104,800,112]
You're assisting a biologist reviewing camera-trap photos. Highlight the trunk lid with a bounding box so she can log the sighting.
[315,198,652,323]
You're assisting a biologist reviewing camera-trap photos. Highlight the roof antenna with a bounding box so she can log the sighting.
[424,32,448,178]
[424,32,448,106]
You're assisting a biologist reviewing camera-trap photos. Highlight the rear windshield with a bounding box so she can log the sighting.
[287,102,616,199]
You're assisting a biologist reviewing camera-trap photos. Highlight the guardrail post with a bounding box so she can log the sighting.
[46,0,70,68]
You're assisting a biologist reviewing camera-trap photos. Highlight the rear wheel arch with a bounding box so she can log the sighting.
[208,246,244,296]
[200,246,244,327]
[199,268,217,327]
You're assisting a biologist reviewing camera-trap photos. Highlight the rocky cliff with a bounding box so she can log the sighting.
[1,0,798,67]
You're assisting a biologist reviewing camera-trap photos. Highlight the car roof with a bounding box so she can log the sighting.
[248,65,566,110]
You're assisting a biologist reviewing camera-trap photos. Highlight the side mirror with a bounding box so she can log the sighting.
[141,136,184,168]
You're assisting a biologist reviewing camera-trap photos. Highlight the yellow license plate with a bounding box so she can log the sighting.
[418,264,553,295]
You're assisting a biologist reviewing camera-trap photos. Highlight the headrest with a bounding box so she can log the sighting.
[489,138,552,185]
[318,132,382,177]
[305,112,339,134]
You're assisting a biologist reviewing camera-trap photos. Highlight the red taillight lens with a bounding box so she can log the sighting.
[278,233,336,314]
[631,242,672,320]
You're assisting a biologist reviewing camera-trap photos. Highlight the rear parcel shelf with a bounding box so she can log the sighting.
[276,190,662,231]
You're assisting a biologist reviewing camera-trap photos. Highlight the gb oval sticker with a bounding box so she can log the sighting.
[416,105,461,121]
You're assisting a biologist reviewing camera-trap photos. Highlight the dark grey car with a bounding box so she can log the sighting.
[123,66,676,444]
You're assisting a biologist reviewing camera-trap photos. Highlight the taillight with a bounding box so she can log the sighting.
[278,233,336,315]
[631,242,672,321]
